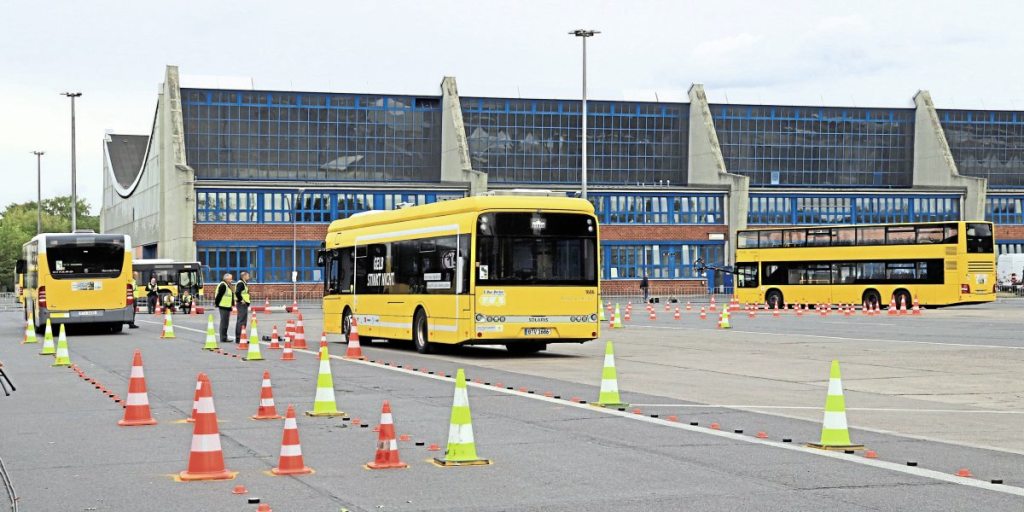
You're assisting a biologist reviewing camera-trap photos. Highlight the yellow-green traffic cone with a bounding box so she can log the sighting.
[38,318,56,355]
[305,342,345,417]
[24,313,38,344]
[807,360,864,451]
[202,315,218,350]
[720,309,731,329]
[598,306,606,322]
[160,311,176,339]
[434,369,491,466]
[52,324,71,367]
[244,317,263,361]
[613,304,623,329]
[595,341,628,408]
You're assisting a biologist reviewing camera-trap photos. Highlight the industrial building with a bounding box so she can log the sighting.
[102,65,1024,297]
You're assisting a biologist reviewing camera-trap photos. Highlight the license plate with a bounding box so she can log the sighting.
[76,310,101,317]
[523,328,551,336]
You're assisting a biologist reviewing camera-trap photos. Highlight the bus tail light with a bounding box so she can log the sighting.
[38,286,47,309]
[960,284,970,294]
[126,284,135,306]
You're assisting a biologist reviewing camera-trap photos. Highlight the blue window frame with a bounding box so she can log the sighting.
[196,189,466,224]
[588,193,724,224]
[602,242,724,280]
[748,194,961,225]
[997,241,1024,254]
[986,195,1024,224]
[181,90,442,182]
[461,97,687,185]
[939,110,1024,188]
[712,105,915,188]
[198,241,322,283]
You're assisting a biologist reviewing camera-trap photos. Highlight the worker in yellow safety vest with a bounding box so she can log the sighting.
[214,273,234,343]
[128,274,139,329]
[233,271,252,344]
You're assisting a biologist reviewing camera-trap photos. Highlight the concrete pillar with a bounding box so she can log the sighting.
[912,90,987,220]
[158,65,196,261]
[687,84,749,264]
[440,76,487,195]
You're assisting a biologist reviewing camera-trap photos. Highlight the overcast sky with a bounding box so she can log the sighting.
[2,0,1021,212]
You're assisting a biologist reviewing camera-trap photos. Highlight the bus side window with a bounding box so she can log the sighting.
[338,248,354,293]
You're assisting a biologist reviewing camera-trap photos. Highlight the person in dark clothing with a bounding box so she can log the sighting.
[145,277,159,314]
[180,290,194,315]
[640,274,650,303]
[234,271,252,343]
[213,273,234,343]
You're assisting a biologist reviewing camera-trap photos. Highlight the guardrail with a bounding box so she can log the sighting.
[0,293,21,313]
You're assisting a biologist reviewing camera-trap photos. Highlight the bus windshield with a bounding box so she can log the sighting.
[46,236,125,279]
[476,212,597,286]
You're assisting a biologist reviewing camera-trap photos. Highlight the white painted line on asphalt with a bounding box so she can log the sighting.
[631,404,1024,414]
[629,324,1024,350]
[148,319,1024,496]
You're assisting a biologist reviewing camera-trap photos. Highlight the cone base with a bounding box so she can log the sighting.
[305,410,346,417]
[251,414,283,420]
[52,361,71,367]
[176,469,237,482]
[243,356,265,361]
[806,443,865,451]
[270,466,314,476]
[118,418,157,427]
[161,335,176,339]
[24,340,38,344]
[281,355,295,361]
[592,402,629,409]
[366,461,408,470]
[237,345,248,351]
[343,355,367,361]
[431,457,492,467]
[39,350,55,356]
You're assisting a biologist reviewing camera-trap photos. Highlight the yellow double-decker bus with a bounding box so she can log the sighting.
[17,232,135,333]
[732,221,996,308]
[320,193,600,354]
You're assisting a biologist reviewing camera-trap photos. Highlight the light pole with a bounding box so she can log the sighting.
[570,29,599,200]
[292,188,306,305]
[61,92,82,232]
[32,151,45,234]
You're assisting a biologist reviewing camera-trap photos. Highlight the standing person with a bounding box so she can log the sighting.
[145,276,159,314]
[128,272,139,329]
[640,273,650,303]
[234,271,252,344]
[214,273,234,343]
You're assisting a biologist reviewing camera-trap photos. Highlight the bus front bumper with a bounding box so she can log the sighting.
[40,306,135,325]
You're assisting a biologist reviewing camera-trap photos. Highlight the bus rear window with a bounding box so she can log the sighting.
[966,223,994,254]
[46,239,125,279]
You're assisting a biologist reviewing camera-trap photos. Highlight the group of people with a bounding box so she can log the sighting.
[213,272,252,344]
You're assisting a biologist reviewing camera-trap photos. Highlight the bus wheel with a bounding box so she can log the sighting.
[413,309,432,354]
[766,290,784,309]
[862,290,881,309]
[893,289,913,310]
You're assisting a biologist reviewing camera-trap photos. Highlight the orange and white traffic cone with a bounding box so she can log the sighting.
[264,297,270,312]
[269,325,281,350]
[699,306,707,320]
[271,405,313,475]
[281,336,295,361]
[608,309,615,329]
[709,296,717,312]
[154,301,162,316]
[664,302,670,312]
[862,301,869,316]
[252,370,282,420]
[285,319,295,342]
[237,326,249,352]
[685,301,692,312]
[748,307,756,319]
[118,350,157,426]
[365,400,408,469]
[293,313,307,349]
[772,303,780,318]
[344,319,367,361]
[888,298,897,316]
[624,308,631,322]
[673,307,681,320]
[899,296,908,315]
[912,296,922,315]
[649,310,656,321]
[186,373,205,423]
[290,299,299,314]
[178,377,235,481]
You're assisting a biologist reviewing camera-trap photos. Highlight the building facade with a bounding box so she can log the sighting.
[101,66,1024,298]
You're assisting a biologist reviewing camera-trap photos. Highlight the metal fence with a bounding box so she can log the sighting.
[0,293,20,313]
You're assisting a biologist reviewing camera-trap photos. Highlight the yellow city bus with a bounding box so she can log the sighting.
[320,193,600,354]
[17,233,135,333]
[733,221,996,308]
[132,259,204,305]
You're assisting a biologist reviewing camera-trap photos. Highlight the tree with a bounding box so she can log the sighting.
[0,196,100,292]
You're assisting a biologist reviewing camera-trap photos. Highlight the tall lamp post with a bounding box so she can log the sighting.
[32,151,45,234]
[292,188,306,305]
[61,92,82,232]
[570,29,599,200]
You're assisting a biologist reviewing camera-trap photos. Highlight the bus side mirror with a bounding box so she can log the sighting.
[316,250,327,267]
[15,260,26,274]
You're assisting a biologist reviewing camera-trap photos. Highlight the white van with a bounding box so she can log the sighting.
[996,253,1024,291]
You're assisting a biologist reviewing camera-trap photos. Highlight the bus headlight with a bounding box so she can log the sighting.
[475,314,484,322]
[590,314,598,322]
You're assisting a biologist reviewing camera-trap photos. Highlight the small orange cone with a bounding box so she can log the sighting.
[252,370,282,420]
[699,306,707,320]
[186,373,205,423]
[344,319,367,360]
[685,301,692,312]
[912,296,922,315]
[281,336,295,361]
[237,326,249,352]
[888,297,898,315]
[285,319,295,341]
[956,468,973,478]
[118,350,157,426]
[271,405,313,475]
[178,377,236,481]
[899,296,908,315]
[264,297,271,311]
[257,505,272,512]
[673,307,681,320]
[365,400,408,469]
[293,313,307,349]
[649,310,656,321]
[268,325,281,350]
[154,301,162,316]
[623,308,631,322]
